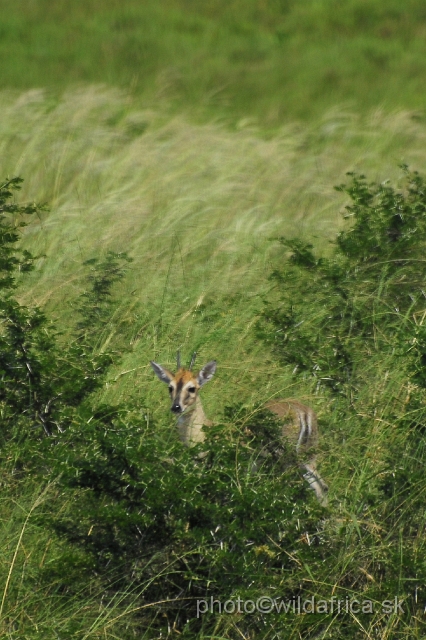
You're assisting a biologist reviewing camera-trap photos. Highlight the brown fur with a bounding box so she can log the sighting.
[150,359,328,504]
[150,360,216,446]
[265,399,327,504]
[264,399,319,450]
[174,369,199,386]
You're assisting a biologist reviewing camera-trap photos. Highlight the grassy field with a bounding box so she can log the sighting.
[1,87,425,413]
[1,88,426,637]
[1,0,426,125]
[1,0,426,637]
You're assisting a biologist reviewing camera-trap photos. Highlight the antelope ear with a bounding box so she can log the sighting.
[197,361,217,387]
[150,361,174,384]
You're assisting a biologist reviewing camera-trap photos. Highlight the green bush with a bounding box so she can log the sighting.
[0,178,135,638]
[257,166,426,638]
[4,172,426,638]
[0,176,328,638]
[0,177,131,461]
[45,404,327,637]
[0,179,129,445]
[260,167,426,398]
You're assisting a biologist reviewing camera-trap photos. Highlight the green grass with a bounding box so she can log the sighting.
[0,481,146,639]
[2,85,426,637]
[1,86,425,414]
[1,1,426,636]
[1,0,426,125]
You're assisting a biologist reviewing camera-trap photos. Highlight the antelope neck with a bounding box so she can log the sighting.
[176,396,207,446]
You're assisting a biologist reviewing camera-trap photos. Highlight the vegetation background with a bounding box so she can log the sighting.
[1,0,426,638]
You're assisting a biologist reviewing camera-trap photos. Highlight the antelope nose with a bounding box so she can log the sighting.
[171,404,182,414]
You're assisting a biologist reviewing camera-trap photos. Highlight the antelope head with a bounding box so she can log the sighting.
[150,352,217,415]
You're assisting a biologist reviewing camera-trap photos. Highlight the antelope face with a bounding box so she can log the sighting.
[150,359,216,414]
[168,369,199,414]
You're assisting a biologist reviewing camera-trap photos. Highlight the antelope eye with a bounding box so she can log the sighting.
[168,386,173,393]
[188,386,196,393]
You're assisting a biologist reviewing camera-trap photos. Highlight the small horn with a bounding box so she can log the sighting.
[189,351,197,370]
[176,350,181,370]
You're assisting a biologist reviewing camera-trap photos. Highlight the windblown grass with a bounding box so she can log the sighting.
[2,88,426,637]
[1,88,426,411]
[1,0,426,124]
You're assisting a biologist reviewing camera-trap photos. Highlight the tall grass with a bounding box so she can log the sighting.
[2,88,426,411]
[2,88,426,637]
[0,482,150,639]
[1,0,426,124]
